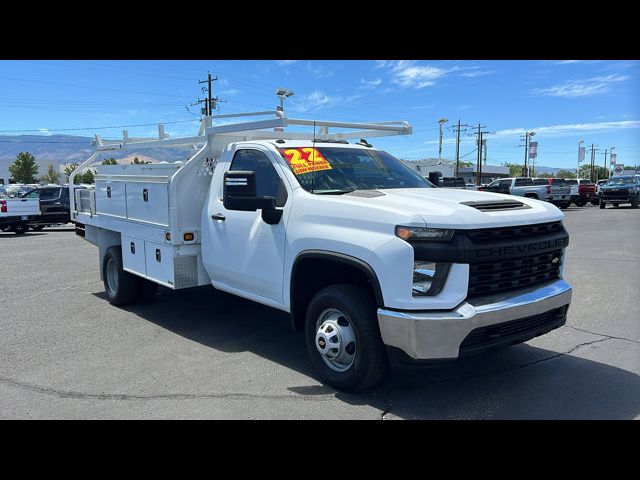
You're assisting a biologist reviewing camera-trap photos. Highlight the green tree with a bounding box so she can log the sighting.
[80,169,95,184]
[503,162,525,177]
[132,156,150,164]
[554,169,576,179]
[64,163,78,182]
[102,158,118,165]
[40,163,61,184]
[9,151,39,183]
[578,165,609,181]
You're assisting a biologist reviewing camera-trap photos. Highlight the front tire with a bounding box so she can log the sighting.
[600,201,606,209]
[631,197,639,209]
[305,284,388,392]
[102,247,141,306]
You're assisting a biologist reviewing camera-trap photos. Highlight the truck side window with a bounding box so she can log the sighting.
[229,149,287,206]
[515,178,532,186]
[40,188,61,201]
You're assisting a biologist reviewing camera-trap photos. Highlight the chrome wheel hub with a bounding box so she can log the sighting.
[315,308,356,372]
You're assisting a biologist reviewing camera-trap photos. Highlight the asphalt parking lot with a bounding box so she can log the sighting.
[1,205,639,419]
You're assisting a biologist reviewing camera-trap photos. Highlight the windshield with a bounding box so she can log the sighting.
[605,177,635,186]
[279,146,432,194]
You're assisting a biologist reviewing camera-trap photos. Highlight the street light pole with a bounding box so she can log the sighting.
[438,118,448,163]
[577,140,584,180]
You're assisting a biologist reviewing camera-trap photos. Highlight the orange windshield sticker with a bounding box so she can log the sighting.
[282,148,333,175]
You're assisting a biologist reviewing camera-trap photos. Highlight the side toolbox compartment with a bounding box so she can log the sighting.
[121,234,147,276]
[145,241,175,288]
[95,180,127,219]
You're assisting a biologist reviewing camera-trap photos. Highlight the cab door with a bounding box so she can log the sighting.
[202,146,290,304]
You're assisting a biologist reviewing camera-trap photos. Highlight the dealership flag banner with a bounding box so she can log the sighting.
[528,141,538,159]
[578,146,585,162]
[610,153,617,165]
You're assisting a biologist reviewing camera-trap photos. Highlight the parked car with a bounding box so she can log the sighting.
[0,196,41,234]
[564,179,598,206]
[20,185,84,229]
[595,179,608,195]
[440,177,467,189]
[479,177,571,208]
[599,175,640,209]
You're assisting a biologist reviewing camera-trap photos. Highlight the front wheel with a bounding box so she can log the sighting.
[305,285,388,392]
[600,201,606,209]
[631,197,639,209]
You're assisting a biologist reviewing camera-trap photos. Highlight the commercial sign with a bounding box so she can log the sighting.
[528,141,538,159]
[613,164,624,175]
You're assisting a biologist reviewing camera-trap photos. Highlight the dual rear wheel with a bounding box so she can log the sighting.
[102,247,158,306]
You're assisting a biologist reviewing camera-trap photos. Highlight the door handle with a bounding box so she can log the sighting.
[54,202,61,205]
[211,213,226,221]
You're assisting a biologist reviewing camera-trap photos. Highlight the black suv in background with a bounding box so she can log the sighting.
[599,176,640,209]
[20,186,82,229]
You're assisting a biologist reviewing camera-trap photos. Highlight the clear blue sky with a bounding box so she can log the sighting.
[0,60,638,168]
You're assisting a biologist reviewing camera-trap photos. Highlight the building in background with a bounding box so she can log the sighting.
[403,158,509,185]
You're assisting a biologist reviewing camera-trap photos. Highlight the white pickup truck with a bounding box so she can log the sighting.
[71,112,572,392]
[0,192,41,234]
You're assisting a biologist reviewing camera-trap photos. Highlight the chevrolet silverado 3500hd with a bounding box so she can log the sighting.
[71,112,572,392]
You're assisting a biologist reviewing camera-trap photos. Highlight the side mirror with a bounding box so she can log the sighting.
[223,171,283,225]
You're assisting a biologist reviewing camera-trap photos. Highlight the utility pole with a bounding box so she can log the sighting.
[602,149,608,181]
[474,124,488,186]
[519,131,536,177]
[437,118,448,163]
[588,143,599,182]
[450,120,471,177]
[189,71,220,117]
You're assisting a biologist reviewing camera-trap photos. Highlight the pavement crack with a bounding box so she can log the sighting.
[0,375,337,403]
[565,325,640,345]
[0,280,102,303]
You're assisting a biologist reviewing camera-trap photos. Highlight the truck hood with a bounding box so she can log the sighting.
[335,188,564,229]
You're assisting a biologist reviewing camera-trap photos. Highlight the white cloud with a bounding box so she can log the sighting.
[290,90,364,113]
[460,70,494,77]
[219,89,240,96]
[275,60,297,66]
[360,78,382,86]
[305,62,333,78]
[493,120,640,138]
[456,104,472,110]
[39,128,52,136]
[531,74,629,97]
[387,60,448,89]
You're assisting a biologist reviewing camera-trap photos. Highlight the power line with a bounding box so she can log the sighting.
[0,119,200,134]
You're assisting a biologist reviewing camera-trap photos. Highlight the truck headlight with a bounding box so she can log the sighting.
[396,226,454,242]
[412,261,451,296]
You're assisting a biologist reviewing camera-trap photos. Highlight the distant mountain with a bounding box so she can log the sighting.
[533,165,577,174]
[0,134,196,183]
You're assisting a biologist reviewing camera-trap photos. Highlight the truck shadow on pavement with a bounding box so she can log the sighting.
[97,285,640,419]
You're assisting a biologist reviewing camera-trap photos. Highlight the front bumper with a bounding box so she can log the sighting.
[378,279,572,360]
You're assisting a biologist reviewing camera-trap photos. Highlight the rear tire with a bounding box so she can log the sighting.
[12,224,26,235]
[613,203,619,208]
[305,284,388,392]
[575,199,586,207]
[631,197,639,209]
[600,201,606,209]
[102,247,141,306]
